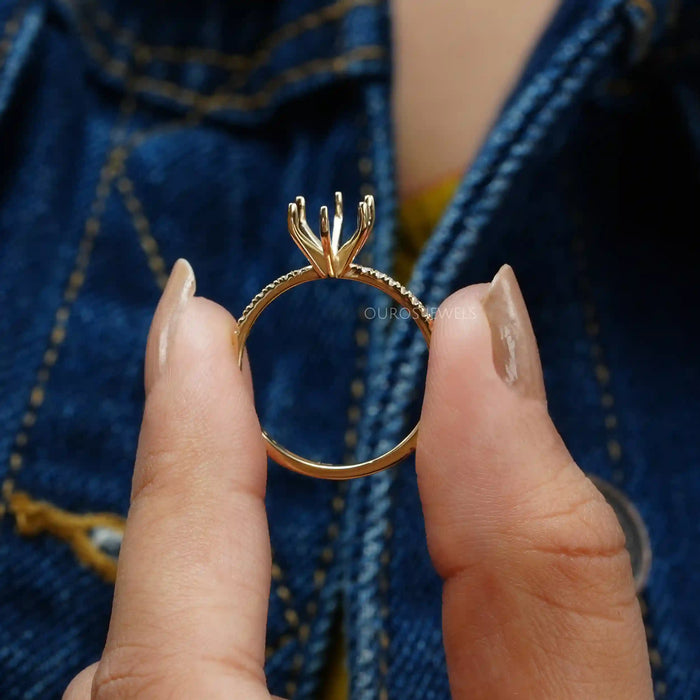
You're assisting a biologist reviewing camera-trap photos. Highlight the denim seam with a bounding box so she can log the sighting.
[80,28,386,115]
[571,235,626,485]
[346,79,397,700]
[115,174,169,290]
[201,0,381,125]
[82,0,381,72]
[570,230,666,697]
[364,8,628,474]
[377,517,391,700]
[71,4,386,114]
[640,597,668,697]
[2,91,137,513]
[285,484,345,697]
[413,4,627,305]
[0,0,30,74]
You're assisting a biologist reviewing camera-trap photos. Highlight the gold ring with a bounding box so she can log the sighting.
[235,193,433,479]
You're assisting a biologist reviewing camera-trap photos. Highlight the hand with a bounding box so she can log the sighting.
[65,260,652,699]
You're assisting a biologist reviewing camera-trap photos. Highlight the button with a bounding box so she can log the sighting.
[90,525,123,560]
[589,475,652,593]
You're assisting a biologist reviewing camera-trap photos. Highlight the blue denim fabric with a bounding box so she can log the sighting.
[0,0,698,698]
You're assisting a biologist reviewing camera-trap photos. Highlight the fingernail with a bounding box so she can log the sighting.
[480,264,546,401]
[145,258,196,393]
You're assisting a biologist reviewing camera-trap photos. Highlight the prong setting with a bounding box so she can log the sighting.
[287,192,375,277]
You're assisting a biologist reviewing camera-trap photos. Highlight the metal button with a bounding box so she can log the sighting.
[590,475,652,593]
[90,525,123,560]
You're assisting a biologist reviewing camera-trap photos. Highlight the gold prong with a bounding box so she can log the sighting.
[295,195,306,219]
[364,194,375,228]
[332,192,343,254]
[319,205,335,276]
[288,202,326,277]
[287,193,373,278]
[296,195,316,244]
[334,197,374,276]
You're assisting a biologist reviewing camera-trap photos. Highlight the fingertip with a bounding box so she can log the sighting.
[137,294,266,501]
[151,295,256,415]
[144,259,196,395]
[420,280,508,458]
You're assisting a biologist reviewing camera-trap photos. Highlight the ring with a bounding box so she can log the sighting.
[235,193,433,479]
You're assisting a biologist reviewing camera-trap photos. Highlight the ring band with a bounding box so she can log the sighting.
[235,193,433,479]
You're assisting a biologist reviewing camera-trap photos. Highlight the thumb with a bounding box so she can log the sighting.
[417,265,653,699]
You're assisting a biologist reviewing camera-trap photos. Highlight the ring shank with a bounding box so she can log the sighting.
[235,264,432,479]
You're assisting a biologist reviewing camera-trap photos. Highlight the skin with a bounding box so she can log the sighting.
[393,0,559,196]
[64,260,652,699]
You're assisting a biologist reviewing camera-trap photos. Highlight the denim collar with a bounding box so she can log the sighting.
[53,0,390,125]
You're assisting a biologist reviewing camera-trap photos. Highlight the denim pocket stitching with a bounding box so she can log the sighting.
[3,93,136,509]
[67,0,386,116]
[116,174,169,291]
[85,0,381,73]
[570,226,666,696]
[78,17,386,115]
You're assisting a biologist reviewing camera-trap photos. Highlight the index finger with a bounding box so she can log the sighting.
[94,260,271,698]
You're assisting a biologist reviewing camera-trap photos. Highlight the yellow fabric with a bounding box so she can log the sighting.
[320,616,350,700]
[394,174,461,283]
[319,173,461,700]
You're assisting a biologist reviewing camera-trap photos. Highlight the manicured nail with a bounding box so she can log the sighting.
[480,264,546,401]
[145,258,196,393]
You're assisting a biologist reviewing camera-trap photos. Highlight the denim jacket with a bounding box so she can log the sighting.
[0,0,698,697]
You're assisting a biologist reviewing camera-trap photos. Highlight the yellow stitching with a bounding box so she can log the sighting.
[75,9,385,114]
[639,592,667,696]
[0,0,29,72]
[8,490,124,582]
[134,46,385,113]
[116,175,168,290]
[86,0,380,74]
[264,489,347,661]
[2,89,135,511]
[572,235,627,484]
[204,0,381,106]
[572,230,666,682]
[266,546,305,658]
[377,520,392,695]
